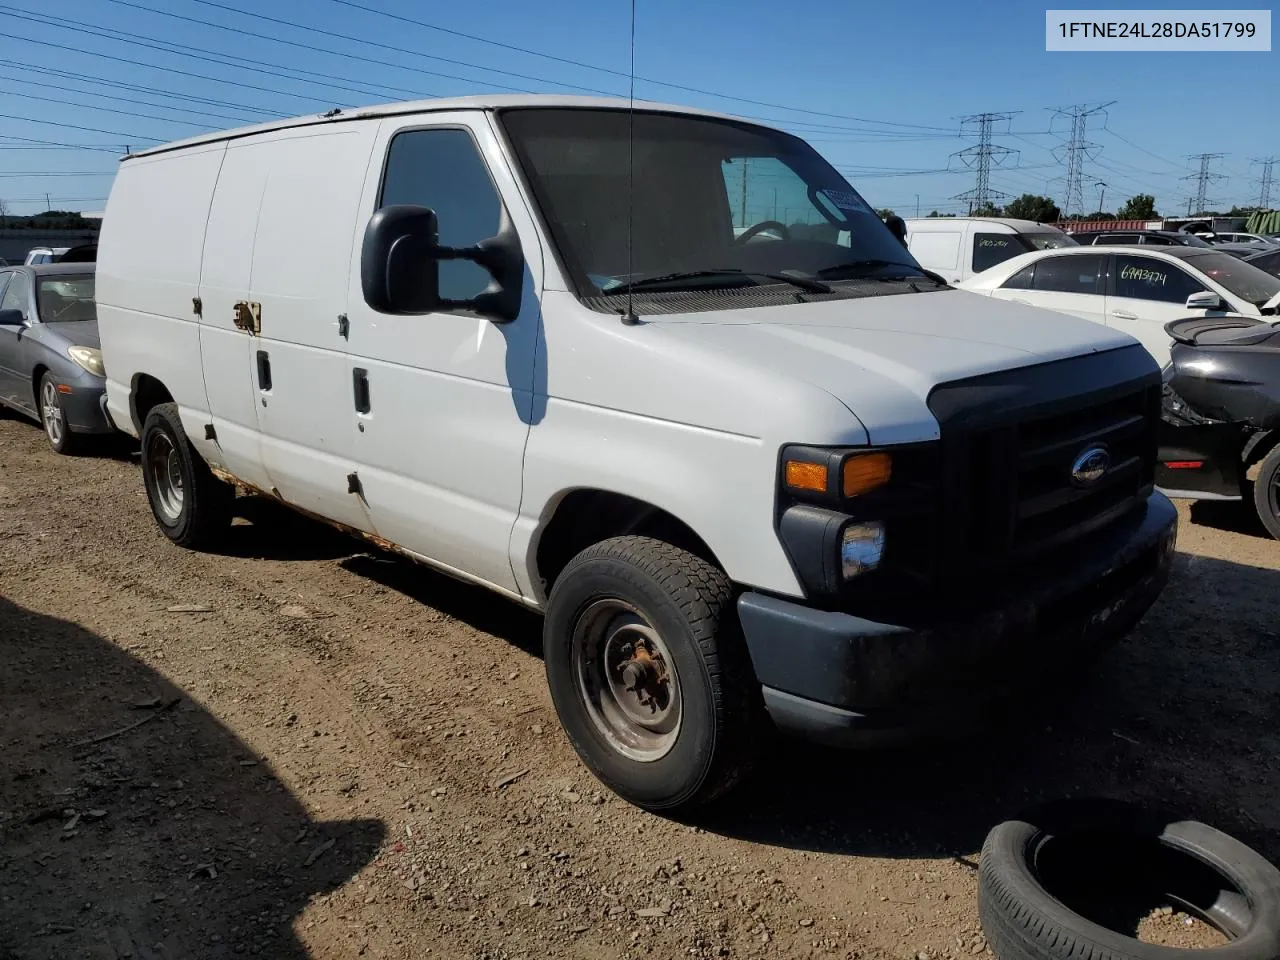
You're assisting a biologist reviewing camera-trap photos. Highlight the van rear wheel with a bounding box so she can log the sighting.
[140,402,233,549]
[543,536,759,811]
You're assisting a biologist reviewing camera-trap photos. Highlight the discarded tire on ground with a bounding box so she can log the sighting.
[978,799,1280,960]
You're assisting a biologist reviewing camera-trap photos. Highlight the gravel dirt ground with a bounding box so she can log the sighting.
[2,412,1279,960]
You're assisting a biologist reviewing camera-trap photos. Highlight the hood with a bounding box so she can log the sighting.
[41,319,100,349]
[649,289,1142,445]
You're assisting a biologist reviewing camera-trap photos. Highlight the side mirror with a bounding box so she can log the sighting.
[0,308,23,326]
[360,203,524,323]
[1185,291,1223,310]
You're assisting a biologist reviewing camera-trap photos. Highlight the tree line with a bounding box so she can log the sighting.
[877,194,1265,224]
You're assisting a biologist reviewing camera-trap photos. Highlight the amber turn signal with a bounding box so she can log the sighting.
[784,460,828,494]
[841,453,891,497]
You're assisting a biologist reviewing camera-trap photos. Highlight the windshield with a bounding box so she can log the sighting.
[500,108,929,303]
[1191,252,1280,307]
[1019,232,1077,252]
[37,274,96,322]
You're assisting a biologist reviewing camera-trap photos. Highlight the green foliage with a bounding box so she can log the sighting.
[1002,194,1061,223]
[1117,194,1158,219]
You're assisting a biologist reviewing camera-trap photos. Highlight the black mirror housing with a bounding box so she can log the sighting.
[361,205,442,315]
[360,203,525,324]
[0,308,23,326]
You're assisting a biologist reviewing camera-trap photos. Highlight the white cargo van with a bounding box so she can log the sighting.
[905,217,1076,284]
[97,96,1177,810]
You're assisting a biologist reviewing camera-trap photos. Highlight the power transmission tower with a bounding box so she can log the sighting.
[1048,102,1114,218]
[950,112,1019,214]
[1182,153,1227,216]
[1253,157,1276,209]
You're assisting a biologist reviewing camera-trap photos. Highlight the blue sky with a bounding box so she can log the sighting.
[0,0,1271,217]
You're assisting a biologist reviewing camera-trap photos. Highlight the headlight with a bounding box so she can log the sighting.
[68,345,105,377]
[841,522,885,579]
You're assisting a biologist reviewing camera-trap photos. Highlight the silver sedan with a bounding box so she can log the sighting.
[0,263,113,454]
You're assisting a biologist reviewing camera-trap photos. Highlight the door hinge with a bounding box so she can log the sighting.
[203,423,217,441]
[337,313,349,340]
[347,471,362,496]
[232,300,262,335]
[192,296,203,317]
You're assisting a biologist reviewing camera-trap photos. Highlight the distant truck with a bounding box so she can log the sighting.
[904,217,1076,284]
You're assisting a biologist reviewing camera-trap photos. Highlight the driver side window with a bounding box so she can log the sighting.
[720,156,849,246]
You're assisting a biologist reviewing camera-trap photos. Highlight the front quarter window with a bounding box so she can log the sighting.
[500,107,931,306]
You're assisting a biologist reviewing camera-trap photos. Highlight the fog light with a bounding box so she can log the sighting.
[841,522,885,579]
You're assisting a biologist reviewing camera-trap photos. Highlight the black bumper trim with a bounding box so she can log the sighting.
[740,492,1177,744]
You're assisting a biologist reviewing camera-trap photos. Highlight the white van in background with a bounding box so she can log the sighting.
[95,95,1176,811]
[905,217,1076,284]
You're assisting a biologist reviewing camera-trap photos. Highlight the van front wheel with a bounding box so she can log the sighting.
[141,402,232,549]
[543,536,759,811]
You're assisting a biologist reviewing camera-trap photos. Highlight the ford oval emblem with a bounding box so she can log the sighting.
[1071,445,1110,486]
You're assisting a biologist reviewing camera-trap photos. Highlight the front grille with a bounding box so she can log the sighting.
[928,347,1162,579]
[971,386,1159,555]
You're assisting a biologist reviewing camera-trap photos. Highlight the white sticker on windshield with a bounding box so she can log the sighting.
[820,188,873,216]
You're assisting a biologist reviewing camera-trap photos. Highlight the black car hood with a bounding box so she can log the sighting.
[41,320,99,348]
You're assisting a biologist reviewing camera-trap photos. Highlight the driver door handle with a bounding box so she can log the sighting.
[1110,309,1138,320]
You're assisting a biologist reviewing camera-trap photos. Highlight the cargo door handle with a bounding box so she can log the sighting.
[256,350,271,391]
[352,368,370,414]
[1110,309,1138,320]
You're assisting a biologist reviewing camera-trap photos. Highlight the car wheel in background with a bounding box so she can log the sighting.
[1250,445,1280,541]
[38,371,81,455]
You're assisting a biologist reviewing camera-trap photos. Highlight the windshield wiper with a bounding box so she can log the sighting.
[814,257,947,284]
[608,268,831,295]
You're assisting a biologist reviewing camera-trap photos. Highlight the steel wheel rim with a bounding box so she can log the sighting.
[147,432,184,522]
[572,598,682,762]
[1269,466,1280,521]
[41,380,63,446]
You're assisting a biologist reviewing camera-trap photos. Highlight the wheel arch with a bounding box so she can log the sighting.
[128,373,175,435]
[531,488,726,601]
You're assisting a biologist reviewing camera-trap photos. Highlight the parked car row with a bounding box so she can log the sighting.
[7,95,1272,809]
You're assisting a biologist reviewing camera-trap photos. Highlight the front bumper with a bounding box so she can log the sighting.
[738,491,1178,747]
[59,381,114,434]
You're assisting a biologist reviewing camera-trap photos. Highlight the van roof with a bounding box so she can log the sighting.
[904,217,1061,232]
[121,95,753,161]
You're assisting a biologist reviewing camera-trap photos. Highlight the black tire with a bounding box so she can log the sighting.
[37,371,81,455]
[543,536,760,811]
[1250,444,1280,541]
[979,798,1280,960]
[140,402,233,549]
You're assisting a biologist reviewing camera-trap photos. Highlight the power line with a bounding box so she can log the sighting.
[0,58,281,118]
[1049,101,1114,217]
[950,112,1019,212]
[0,67,261,125]
[1100,127,1185,171]
[0,134,124,153]
[321,0,955,132]
[0,89,227,130]
[101,0,562,96]
[0,7,431,106]
[0,112,160,142]
[1182,153,1227,215]
[3,31,357,109]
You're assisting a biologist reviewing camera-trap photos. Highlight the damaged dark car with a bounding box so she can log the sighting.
[1158,315,1280,539]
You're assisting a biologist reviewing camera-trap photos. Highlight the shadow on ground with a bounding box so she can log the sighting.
[1187,498,1271,539]
[0,596,385,960]
[166,502,1280,869]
